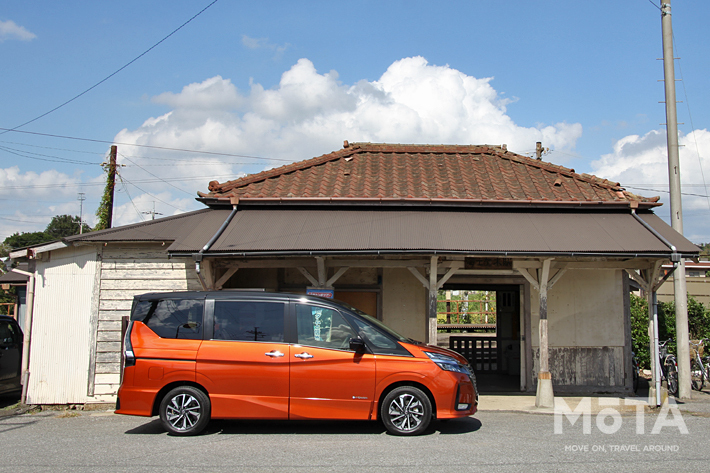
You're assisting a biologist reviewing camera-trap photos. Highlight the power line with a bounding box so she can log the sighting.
[0,145,100,165]
[672,33,710,213]
[0,140,106,156]
[118,171,186,213]
[0,0,221,135]
[0,174,238,191]
[0,127,288,162]
[116,178,145,223]
[118,152,193,196]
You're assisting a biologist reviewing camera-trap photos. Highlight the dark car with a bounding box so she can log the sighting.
[0,315,22,395]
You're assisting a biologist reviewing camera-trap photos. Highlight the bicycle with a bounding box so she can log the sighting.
[689,338,710,391]
[631,350,640,393]
[658,339,678,396]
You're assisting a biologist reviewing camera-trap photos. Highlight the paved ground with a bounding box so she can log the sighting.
[1,391,709,473]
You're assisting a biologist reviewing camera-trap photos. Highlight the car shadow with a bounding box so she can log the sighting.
[125,416,482,436]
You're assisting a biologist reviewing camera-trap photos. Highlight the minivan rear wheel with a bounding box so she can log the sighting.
[381,386,432,436]
[159,386,211,436]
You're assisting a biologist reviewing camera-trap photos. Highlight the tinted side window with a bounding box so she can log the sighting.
[351,317,411,356]
[134,299,204,339]
[295,304,357,350]
[213,301,284,342]
[0,321,16,347]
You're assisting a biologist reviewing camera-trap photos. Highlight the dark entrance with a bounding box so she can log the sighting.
[438,284,522,393]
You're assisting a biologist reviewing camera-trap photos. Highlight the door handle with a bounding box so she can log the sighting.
[294,352,313,359]
[265,351,285,357]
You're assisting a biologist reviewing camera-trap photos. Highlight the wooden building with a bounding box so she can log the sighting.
[11,142,698,405]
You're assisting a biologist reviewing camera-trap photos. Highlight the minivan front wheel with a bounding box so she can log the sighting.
[381,386,432,435]
[159,386,211,436]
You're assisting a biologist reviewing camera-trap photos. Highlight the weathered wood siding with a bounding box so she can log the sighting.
[89,244,201,402]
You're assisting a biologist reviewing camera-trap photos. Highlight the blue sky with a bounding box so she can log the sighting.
[2,1,710,243]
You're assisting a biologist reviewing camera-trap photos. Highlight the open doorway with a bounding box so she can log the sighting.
[438,284,522,393]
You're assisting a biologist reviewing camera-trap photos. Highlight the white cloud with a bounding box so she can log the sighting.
[0,166,90,239]
[104,57,587,231]
[0,20,36,42]
[111,191,195,228]
[591,129,710,242]
[106,56,587,232]
[241,35,290,54]
[116,56,582,168]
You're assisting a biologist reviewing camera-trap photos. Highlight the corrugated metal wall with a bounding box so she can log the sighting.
[27,246,98,404]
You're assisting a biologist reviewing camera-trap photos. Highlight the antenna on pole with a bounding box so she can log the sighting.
[77,192,86,234]
[142,201,163,220]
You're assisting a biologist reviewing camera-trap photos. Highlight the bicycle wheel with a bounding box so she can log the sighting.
[665,359,679,396]
[704,357,710,391]
[691,358,704,391]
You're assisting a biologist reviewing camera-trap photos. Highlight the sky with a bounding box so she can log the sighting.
[2,1,710,244]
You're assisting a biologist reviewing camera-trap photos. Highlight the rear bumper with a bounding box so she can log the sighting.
[114,385,157,417]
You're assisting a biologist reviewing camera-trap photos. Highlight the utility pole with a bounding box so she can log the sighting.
[77,192,86,234]
[661,0,691,399]
[106,145,117,228]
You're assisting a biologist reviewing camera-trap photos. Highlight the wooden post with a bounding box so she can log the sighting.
[106,145,117,229]
[428,256,438,345]
[535,258,554,407]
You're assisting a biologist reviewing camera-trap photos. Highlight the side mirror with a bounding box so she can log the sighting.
[349,337,367,353]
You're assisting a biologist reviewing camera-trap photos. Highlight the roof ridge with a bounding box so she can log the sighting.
[201,145,362,196]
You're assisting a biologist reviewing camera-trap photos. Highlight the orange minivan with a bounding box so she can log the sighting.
[115,291,478,436]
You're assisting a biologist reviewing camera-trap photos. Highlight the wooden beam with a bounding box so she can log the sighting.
[332,259,431,268]
[408,267,430,289]
[297,267,319,286]
[547,268,567,290]
[436,265,460,290]
[516,267,540,292]
[215,267,239,290]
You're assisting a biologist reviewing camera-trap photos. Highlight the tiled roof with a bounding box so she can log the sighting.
[197,142,661,208]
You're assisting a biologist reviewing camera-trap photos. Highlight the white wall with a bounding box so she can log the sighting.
[27,246,98,404]
[529,269,627,389]
[382,268,427,342]
[530,269,625,348]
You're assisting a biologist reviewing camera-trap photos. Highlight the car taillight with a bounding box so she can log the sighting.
[124,321,135,367]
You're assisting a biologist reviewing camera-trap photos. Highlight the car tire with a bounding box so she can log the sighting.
[381,386,432,436]
[159,386,211,436]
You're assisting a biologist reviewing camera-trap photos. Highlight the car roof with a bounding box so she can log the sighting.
[0,315,19,323]
[133,290,339,307]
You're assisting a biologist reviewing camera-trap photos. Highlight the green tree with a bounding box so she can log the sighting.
[631,293,710,368]
[0,231,48,258]
[630,294,651,369]
[0,214,91,259]
[45,214,91,240]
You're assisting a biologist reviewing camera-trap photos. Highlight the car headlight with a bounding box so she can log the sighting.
[424,351,469,374]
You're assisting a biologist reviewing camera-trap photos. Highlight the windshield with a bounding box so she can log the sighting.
[334,301,411,343]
